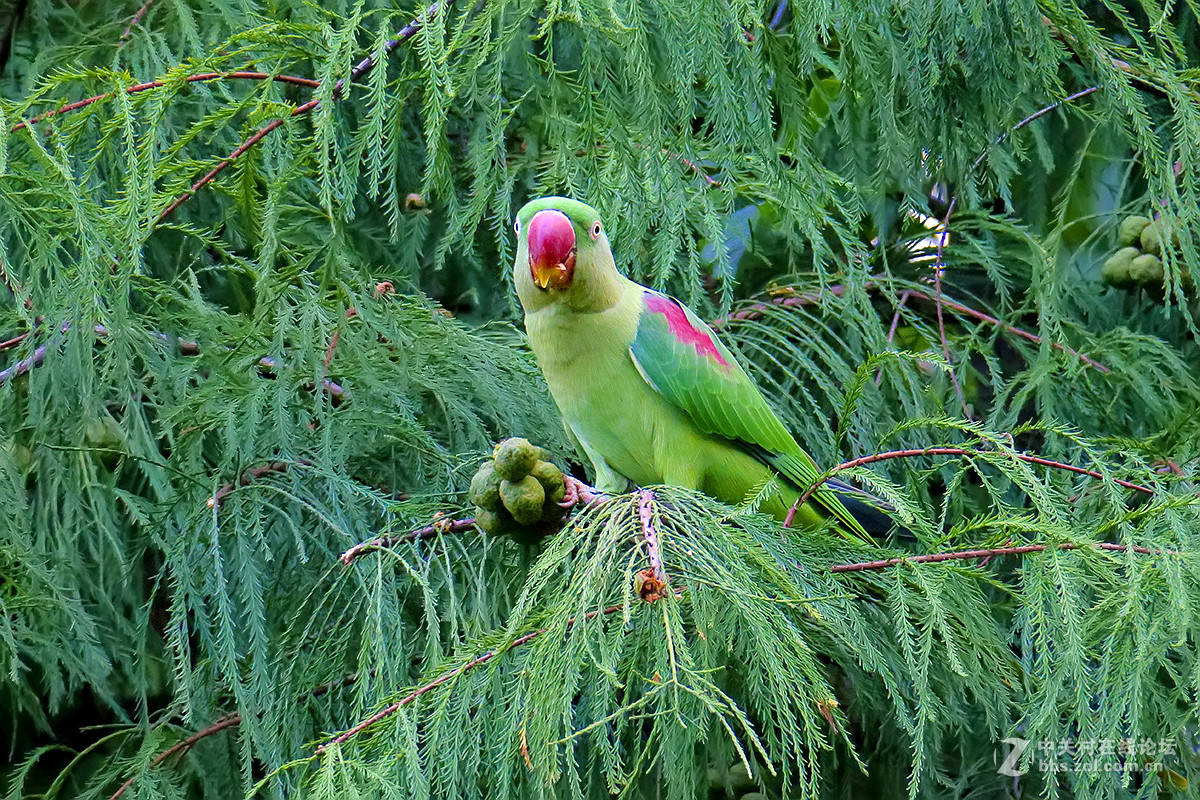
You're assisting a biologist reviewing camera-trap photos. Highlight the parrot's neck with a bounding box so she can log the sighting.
[563,260,628,313]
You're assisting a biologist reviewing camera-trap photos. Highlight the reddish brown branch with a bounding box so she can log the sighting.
[339,479,604,565]
[902,288,1110,373]
[208,460,310,509]
[828,541,1158,573]
[340,517,480,564]
[108,669,367,800]
[0,342,47,386]
[0,320,85,386]
[786,445,1153,528]
[638,144,719,186]
[118,0,158,46]
[319,307,358,390]
[713,283,852,326]
[314,602,623,755]
[715,280,1108,373]
[0,331,30,351]
[156,112,303,223]
[635,489,668,601]
[12,72,321,133]
[107,713,242,800]
[156,3,437,224]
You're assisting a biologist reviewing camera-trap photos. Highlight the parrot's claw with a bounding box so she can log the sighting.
[561,475,607,508]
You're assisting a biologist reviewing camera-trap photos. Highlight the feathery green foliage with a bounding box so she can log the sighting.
[0,1,1198,799]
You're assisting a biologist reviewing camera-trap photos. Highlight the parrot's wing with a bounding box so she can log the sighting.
[629,290,868,537]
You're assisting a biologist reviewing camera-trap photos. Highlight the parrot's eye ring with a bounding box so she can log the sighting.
[514,219,521,234]
[590,222,602,239]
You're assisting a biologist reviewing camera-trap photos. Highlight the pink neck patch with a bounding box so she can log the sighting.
[645,294,730,369]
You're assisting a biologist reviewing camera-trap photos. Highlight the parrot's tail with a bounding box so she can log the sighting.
[826,478,902,537]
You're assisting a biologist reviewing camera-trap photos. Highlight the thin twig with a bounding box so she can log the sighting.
[875,289,912,386]
[931,198,971,418]
[635,489,669,601]
[0,342,47,387]
[0,319,84,387]
[108,670,366,800]
[715,280,1108,372]
[632,142,720,187]
[319,307,358,389]
[156,3,437,224]
[12,72,321,132]
[713,283,851,326]
[769,0,787,29]
[340,517,480,564]
[1038,17,1193,101]
[107,713,242,800]
[208,460,309,509]
[0,331,30,351]
[785,445,1153,525]
[314,602,623,755]
[118,0,157,46]
[968,86,1103,175]
[901,287,1110,373]
[828,541,1158,573]
[929,84,1106,418]
[339,478,605,565]
[0,324,345,397]
[885,290,911,346]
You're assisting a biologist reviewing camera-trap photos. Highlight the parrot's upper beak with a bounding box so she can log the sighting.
[527,209,576,290]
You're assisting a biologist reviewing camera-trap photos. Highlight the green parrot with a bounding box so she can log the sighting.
[512,196,892,539]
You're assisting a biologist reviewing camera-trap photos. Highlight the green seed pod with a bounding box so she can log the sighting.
[468,462,502,510]
[493,437,538,481]
[528,460,566,503]
[1129,253,1164,286]
[1101,247,1139,289]
[500,475,545,526]
[1139,219,1178,257]
[1117,215,1152,247]
[532,445,555,462]
[474,506,518,537]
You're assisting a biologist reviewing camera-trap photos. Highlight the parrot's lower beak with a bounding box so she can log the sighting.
[527,209,577,291]
[530,251,576,290]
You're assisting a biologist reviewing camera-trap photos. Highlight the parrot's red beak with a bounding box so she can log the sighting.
[527,209,576,290]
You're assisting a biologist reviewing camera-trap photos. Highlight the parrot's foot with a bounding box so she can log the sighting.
[562,475,607,508]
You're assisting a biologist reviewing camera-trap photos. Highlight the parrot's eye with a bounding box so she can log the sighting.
[590,222,602,239]
[514,219,521,234]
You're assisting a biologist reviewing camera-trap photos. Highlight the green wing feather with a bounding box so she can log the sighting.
[629,290,866,536]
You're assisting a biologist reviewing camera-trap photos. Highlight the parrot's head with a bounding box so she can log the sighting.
[513,196,621,312]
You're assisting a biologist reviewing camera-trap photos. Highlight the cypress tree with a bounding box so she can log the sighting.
[0,1,1198,798]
